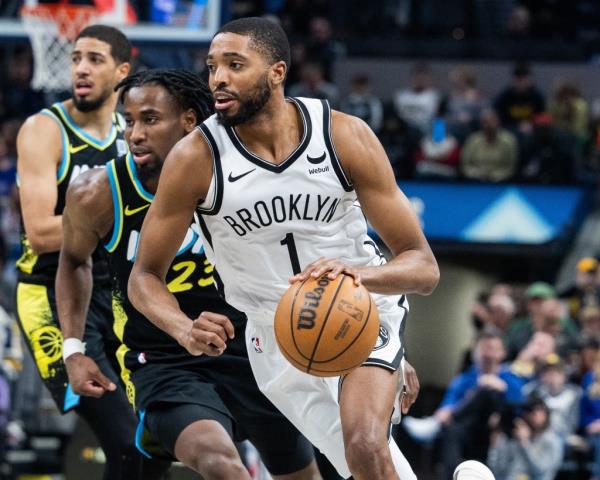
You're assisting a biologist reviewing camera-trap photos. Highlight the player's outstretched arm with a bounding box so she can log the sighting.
[334,111,439,295]
[17,114,65,254]
[129,131,233,355]
[56,169,116,396]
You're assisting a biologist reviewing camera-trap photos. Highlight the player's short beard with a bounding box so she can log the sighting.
[136,161,162,185]
[217,74,271,128]
[72,86,113,113]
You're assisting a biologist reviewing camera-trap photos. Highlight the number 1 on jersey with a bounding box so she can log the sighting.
[280,233,301,275]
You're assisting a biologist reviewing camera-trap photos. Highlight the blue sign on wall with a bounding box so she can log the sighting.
[396,181,588,245]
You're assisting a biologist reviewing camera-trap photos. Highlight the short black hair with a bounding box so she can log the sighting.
[115,69,213,125]
[216,17,290,72]
[76,24,132,64]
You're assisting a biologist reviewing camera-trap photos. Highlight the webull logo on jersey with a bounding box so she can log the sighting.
[224,194,341,237]
[297,276,331,329]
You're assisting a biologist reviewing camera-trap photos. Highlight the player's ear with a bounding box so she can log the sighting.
[182,108,197,133]
[270,61,286,88]
[117,62,131,82]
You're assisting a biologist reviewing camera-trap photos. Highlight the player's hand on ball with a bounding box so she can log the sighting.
[401,360,420,414]
[181,312,235,356]
[289,257,361,286]
[65,353,116,398]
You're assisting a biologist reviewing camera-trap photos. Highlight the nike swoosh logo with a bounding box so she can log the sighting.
[307,152,326,164]
[124,204,150,216]
[228,169,256,182]
[68,144,88,154]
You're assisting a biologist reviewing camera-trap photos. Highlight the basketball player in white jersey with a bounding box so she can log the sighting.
[129,17,439,480]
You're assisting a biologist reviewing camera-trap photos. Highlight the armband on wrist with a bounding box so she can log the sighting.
[62,338,86,361]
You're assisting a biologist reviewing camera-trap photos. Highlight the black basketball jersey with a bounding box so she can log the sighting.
[17,102,127,285]
[105,154,246,360]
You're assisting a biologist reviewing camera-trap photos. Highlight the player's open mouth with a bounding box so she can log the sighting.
[214,92,236,111]
[75,80,93,96]
[132,150,152,163]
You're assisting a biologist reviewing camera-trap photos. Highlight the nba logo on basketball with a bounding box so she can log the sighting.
[251,337,263,353]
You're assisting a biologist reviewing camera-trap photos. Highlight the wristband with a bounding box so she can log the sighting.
[62,338,86,361]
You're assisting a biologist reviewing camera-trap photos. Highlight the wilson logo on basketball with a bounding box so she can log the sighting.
[297,276,331,330]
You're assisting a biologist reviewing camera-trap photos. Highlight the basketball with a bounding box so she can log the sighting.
[274,273,380,377]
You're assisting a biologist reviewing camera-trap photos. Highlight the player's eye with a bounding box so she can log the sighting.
[230,62,243,70]
[146,116,158,125]
[206,64,216,73]
[124,119,133,127]
[71,55,81,65]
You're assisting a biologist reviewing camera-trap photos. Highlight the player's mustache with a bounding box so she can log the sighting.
[212,88,238,99]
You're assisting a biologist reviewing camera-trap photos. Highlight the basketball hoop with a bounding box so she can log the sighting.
[21,2,97,92]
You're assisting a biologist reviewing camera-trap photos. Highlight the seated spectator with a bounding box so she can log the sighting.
[580,306,600,339]
[506,282,557,359]
[561,257,600,323]
[493,62,545,135]
[487,397,563,480]
[403,330,524,480]
[414,118,461,179]
[379,105,421,179]
[394,63,441,135]
[580,353,600,480]
[571,336,600,384]
[549,81,589,145]
[510,331,557,381]
[445,66,485,143]
[339,74,383,133]
[305,17,346,81]
[538,298,580,357]
[520,112,577,184]
[288,62,340,107]
[523,354,582,439]
[460,109,519,182]
[470,292,516,337]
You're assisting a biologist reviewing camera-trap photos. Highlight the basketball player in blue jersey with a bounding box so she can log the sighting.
[16,25,166,479]
[129,17,436,480]
[56,69,323,480]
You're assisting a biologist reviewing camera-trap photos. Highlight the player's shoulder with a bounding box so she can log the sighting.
[66,166,111,211]
[18,109,62,140]
[169,127,211,164]
[330,109,375,145]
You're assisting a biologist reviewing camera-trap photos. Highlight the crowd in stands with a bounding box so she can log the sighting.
[402,256,600,480]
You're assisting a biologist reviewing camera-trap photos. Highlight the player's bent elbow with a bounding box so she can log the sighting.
[28,235,56,255]
[419,263,440,295]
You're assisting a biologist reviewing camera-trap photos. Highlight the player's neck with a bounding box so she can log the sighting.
[233,95,302,165]
[63,95,118,139]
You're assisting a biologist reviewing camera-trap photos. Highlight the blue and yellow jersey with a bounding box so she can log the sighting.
[17,102,127,285]
[104,154,246,378]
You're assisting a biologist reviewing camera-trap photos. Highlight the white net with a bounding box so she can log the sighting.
[21,5,96,92]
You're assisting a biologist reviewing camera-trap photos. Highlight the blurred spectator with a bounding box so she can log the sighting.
[403,330,524,479]
[506,282,557,359]
[444,66,485,142]
[580,307,600,339]
[0,46,45,121]
[339,74,383,133]
[379,105,421,179]
[393,63,441,134]
[493,62,545,135]
[487,397,563,480]
[414,118,461,179]
[538,298,580,357]
[460,108,518,182]
[519,112,577,184]
[572,336,600,385]
[510,331,557,381]
[288,62,340,106]
[580,352,600,480]
[523,354,582,439]
[470,292,516,336]
[561,257,600,322]
[505,5,532,37]
[549,81,589,144]
[304,16,346,81]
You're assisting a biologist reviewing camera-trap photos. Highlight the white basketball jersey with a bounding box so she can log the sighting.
[196,97,408,324]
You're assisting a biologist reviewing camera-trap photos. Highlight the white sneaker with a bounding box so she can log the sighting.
[453,460,495,480]
[402,415,441,442]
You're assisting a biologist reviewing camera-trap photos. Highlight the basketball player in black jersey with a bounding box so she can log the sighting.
[130,17,438,480]
[56,69,322,479]
[16,25,165,479]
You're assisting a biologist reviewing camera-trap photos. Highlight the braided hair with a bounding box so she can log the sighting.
[115,68,213,124]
